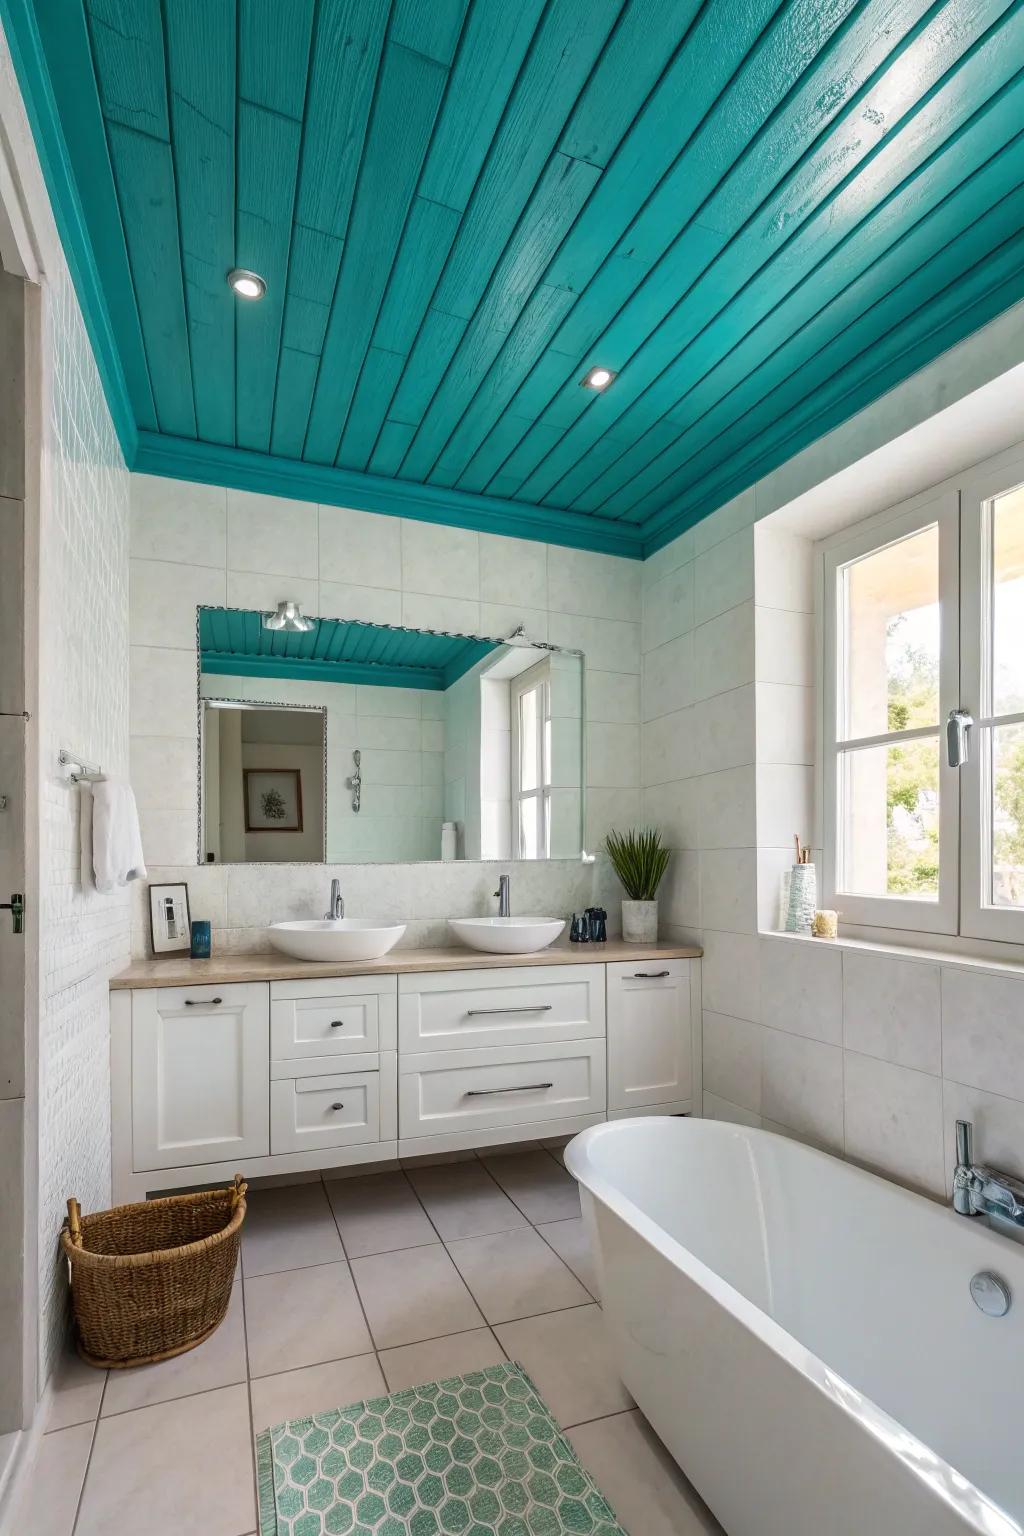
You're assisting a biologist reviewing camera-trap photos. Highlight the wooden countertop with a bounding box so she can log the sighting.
[110,940,702,990]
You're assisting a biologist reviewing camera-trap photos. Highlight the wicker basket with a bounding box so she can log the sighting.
[61,1175,247,1368]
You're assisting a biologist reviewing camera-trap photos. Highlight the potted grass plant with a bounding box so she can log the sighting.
[604,828,670,943]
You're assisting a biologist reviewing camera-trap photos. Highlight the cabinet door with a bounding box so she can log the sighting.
[606,961,692,1111]
[132,983,269,1170]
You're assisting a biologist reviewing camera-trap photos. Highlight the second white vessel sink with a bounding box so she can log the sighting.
[448,916,565,955]
[268,918,406,963]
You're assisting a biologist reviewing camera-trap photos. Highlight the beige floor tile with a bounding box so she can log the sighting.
[76,1384,254,1536]
[241,1181,344,1277]
[536,1216,600,1297]
[351,1245,483,1348]
[245,1262,372,1377]
[103,1280,246,1416]
[9,1421,92,1536]
[326,1170,437,1257]
[250,1353,385,1432]
[44,1346,106,1430]
[407,1159,528,1240]
[379,1328,506,1392]
[568,1410,724,1534]
[494,1304,632,1427]
[482,1148,581,1222]
[447,1226,589,1323]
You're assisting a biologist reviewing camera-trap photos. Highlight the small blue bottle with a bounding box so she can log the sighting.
[190,919,212,959]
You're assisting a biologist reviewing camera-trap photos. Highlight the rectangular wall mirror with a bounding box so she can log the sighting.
[197,607,584,865]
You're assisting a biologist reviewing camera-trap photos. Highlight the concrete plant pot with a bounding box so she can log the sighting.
[621,899,658,943]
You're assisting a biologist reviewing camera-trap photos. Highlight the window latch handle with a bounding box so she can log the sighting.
[946,709,974,768]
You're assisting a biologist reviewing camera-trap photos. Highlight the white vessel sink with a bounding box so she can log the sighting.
[268,919,406,963]
[448,916,565,955]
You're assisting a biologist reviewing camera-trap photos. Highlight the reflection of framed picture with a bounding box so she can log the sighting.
[149,882,191,955]
[244,768,304,832]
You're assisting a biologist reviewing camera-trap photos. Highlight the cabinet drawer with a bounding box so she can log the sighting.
[270,975,397,1059]
[271,1068,380,1154]
[399,1039,605,1140]
[399,965,604,1053]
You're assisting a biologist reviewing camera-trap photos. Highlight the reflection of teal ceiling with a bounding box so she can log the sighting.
[3,1,1024,556]
[199,607,498,690]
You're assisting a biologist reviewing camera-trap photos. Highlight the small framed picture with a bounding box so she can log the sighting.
[149,882,191,955]
[244,768,304,832]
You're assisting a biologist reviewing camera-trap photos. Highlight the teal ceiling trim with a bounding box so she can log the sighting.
[0,0,138,459]
[7,0,1024,556]
[199,606,499,690]
[134,431,646,557]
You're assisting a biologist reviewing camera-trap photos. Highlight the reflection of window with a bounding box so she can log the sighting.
[821,450,1024,942]
[511,660,551,860]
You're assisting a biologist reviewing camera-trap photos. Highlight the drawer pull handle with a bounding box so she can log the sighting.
[184,996,222,1006]
[330,1020,345,1028]
[465,1004,553,1017]
[465,1082,553,1097]
[330,1102,345,1111]
[633,971,670,979]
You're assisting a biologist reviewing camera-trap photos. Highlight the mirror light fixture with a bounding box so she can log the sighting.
[262,601,317,633]
[227,267,266,299]
[580,365,616,389]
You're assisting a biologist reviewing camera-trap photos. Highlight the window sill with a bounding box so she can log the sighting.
[759,925,1024,981]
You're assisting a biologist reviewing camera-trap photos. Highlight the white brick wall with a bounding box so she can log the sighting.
[36,264,130,1382]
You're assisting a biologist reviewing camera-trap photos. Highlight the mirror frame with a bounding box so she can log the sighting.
[195,607,587,868]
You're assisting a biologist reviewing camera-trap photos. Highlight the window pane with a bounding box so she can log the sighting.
[992,722,1024,907]
[839,736,940,898]
[519,686,538,792]
[992,485,1024,716]
[841,524,939,739]
[519,795,539,860]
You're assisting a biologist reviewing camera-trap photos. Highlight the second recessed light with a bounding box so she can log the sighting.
[227,267,266,299]
[581,366,615,390]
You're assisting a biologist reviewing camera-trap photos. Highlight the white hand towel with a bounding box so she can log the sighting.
[90,778,147,892]
[79,783,97,893]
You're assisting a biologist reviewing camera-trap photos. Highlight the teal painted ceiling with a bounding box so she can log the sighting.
[199,607,498,689]
[4,0,1024,555]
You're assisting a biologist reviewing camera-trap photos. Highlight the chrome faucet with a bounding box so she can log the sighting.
[952,1120,1024,1230]
[494,874,510,917]
[324,878,344,921]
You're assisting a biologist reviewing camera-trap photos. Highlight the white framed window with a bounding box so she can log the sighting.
[510,659,551,860]
[821,446,1024,945]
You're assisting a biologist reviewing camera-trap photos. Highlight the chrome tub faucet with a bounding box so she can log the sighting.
[495,874,510,917]
[952,1119,1024,1230]
[324,878,344,920]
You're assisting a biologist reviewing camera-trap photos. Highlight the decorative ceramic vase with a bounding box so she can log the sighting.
[622,899,658,943]
[785,863,817,935]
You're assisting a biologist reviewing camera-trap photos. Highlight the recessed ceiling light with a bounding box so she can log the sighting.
[581,366,615,390]
[227,267,266,299]
[262,601,316,633]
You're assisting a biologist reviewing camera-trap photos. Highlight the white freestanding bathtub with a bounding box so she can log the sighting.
[565,1116,1024,1536]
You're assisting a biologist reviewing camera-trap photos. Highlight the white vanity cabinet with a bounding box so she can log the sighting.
[110,949,699,1201]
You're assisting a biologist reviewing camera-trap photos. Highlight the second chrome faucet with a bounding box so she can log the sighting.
[494,874,510,917]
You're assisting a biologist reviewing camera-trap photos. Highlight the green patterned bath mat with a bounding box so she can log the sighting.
[255,1361,626,1536]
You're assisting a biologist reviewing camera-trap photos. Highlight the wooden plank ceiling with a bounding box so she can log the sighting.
[13,0,1024,553]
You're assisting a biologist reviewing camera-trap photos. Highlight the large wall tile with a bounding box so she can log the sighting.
[226,569,318,615]
[641,632,693,721]
[226,490,317,577]
[130,558,225,649]
[130,474,226,567]
[697,766,756,849]
[693,526,754,626]
[586,722,639,789]
[702,930,760,1023]
[691,488,755,557]
[318,580,402,626]
[700,848,757,933]
[130,647,198,737]
[942,1081,1024,1186]
[756,764,814,850]
[697,684,755,773]
[755,682,814,766]
[942,966,1024,1102]
[759,937,842,1044]
[402,519,479,598]
[318,504,401,589]
[641,707,697,787]
[642,560,693,652]
[842,950,940,1074]
[692,602,755,701]
[642,527,693,589]
[479,533,547,609]
[587,669,640,725]
[755,606,813,686]
[762,1030,843,1149]
[703,1011,764,1113]
[754,524,814,613]
[659,848,701,929]
[640,778,701,850]
[401,591,480,633]
[843,1052,944,1195]
[548,613,640,674]
[548,546,639,622]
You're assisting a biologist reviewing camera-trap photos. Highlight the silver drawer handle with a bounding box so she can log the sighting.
[465,1004,553,1017]
[184,996,222,1006]
[465,1082,553,1097]
[633,972,670,979]
[330,1102,345,1111]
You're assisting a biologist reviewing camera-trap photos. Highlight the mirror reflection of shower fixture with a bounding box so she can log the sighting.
[347,749,361,812]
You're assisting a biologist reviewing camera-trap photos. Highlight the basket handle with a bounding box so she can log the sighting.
[66,1198,83,1248]
[229,1173,247,1212]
